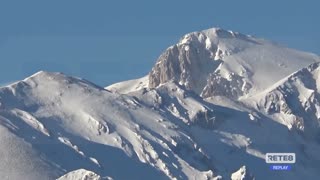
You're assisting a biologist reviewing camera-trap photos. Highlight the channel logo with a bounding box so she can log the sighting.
[266,153,295,171]
[265,153,296,164]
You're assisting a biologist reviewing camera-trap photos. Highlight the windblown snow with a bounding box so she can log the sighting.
[1,27,320,180]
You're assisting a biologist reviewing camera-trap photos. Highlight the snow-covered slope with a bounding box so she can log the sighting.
[231,166,254,180]
[57,169,106,180]
[0,72,223,180]
[245,62,320,139]
[105,76,148,94]
[148,28,319,99]
[1,27,320,180]
[1,70,320,179]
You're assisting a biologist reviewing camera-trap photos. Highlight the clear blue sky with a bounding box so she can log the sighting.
[0,0,319,86]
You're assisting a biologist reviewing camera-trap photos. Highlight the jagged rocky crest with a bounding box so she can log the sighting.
[148,28,252,97]
[148,28,318,100]
[251,62,320,139]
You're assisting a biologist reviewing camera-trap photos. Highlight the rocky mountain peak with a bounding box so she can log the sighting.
[148,28,318,100]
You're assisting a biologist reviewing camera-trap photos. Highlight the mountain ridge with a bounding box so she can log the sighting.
[1,27,320,180]
[147,27,319,99]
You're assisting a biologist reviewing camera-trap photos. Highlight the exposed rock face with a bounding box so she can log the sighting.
[201,72,252,98]
[254,62,320,138]
[148,28,318,100]
[130,82,220,129]
[148,28,258,99]
[148,31,221,94]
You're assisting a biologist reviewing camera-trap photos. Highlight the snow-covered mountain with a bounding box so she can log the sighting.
[0,72,222,180]
[245,62,320,139]
[1,28,320,180]
[147,28,318,99]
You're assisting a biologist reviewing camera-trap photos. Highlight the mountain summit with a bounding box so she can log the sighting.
[148,27,319,99]
[1,28,320,180]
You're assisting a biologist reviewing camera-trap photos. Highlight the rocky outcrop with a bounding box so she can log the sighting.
[147,28,257,99]
[231,166,255,180]
[148,31,221,94]
[255,62,320,138]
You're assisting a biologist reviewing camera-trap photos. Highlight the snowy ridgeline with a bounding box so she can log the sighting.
[147,28,318,99]
[0,27,320,180]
